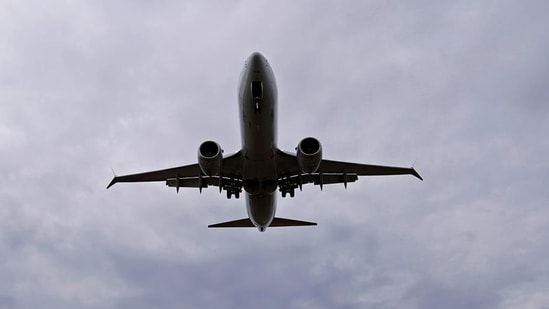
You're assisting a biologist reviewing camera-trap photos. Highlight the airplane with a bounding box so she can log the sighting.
[107,52,422,232]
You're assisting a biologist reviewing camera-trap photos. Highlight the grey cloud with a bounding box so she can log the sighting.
[1,1,548,308]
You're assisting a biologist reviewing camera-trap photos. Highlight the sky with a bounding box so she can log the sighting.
[1,0,548,308]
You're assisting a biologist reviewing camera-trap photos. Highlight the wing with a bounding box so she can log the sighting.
[319,159,423,180]
[275,149,422,195]
[107,151,242,189]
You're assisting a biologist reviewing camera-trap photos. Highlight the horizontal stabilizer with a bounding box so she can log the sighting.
[270,217,317,227]
[208,218,255,228]
[208,217,317,228]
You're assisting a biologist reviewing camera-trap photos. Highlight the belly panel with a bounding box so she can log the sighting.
[246,194,276,228]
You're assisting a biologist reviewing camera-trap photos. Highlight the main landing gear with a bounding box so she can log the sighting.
[226,189,240,199]
[281,188,295,198]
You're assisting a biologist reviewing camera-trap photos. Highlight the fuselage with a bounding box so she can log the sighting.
[238,52,278,232]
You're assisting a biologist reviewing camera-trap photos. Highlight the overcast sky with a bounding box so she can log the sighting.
[1,1,548,308]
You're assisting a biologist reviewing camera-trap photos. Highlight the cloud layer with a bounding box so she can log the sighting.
[1,1,548,308]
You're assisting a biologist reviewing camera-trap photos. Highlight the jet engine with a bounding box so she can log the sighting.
[198,141,223,176]
[297,137,322,173]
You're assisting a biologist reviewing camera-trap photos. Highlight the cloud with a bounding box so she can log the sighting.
[1,1,548,308]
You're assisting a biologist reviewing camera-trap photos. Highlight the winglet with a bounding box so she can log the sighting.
[106,177,118,189]
[411,167,423,181]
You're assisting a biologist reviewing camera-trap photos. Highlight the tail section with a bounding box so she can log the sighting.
[208,217,317,228]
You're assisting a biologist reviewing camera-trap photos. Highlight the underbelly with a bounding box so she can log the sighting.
[242,154,278,191]
[246,194,276,227]
[243,179,277,195]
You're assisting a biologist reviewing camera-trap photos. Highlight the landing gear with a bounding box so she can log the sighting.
[280,187,295,198]
[222,177,242,199]
[225,188,241,199]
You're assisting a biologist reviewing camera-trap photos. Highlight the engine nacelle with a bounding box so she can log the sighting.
[297,137,322,173]
[198,141,223,176]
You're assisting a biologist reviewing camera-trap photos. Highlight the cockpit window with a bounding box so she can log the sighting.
[251,81,263,99]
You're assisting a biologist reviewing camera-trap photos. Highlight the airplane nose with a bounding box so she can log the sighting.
[247,52,267,71]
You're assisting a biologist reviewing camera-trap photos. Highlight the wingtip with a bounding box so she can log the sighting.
[411,168,423,181]
[106,177,117,189]
[106,168,118,189]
